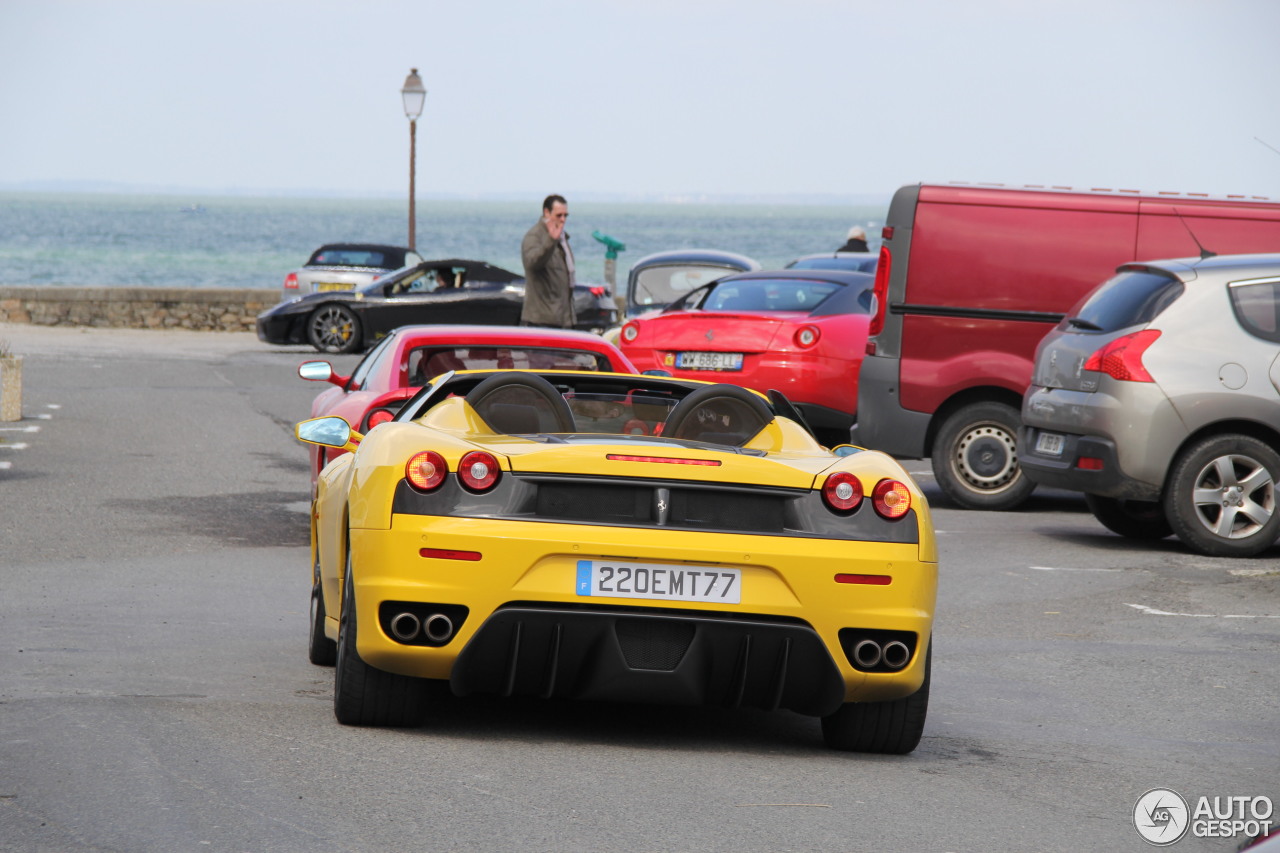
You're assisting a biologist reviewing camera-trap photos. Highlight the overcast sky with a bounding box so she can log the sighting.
[3,0,1279,202]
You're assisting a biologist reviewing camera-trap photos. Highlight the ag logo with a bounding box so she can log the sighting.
[1134,788,1190,845]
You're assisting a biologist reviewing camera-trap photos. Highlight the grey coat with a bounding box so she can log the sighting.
[520,220,575,328]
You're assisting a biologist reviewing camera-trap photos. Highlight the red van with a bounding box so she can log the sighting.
[855,182,1280,510]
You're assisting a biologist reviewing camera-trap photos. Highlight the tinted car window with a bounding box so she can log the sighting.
[701,278,840,312]
[407,346,613,385]
[1229,278,1280,343]
[1068,270,1185,332]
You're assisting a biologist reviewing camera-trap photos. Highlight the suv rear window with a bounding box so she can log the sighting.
[1067,269,1184,333]
[1229,278,1280,343]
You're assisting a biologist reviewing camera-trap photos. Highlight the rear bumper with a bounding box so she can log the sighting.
[1018,427,1161,500]
[451,605,847,716]
[347,516,936,707]
[852,355,930,457]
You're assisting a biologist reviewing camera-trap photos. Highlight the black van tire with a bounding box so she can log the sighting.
[1084,494,1173,540]
[1163,434,1280,557]
[931,402,1035,510]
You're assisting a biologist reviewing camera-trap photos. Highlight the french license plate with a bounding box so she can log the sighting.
[315,282,351,292]
[576,559,741,604]
[1035,431,1065,457]
[675,351,744,371]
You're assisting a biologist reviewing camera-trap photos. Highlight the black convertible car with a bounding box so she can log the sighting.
[257,258,617,353]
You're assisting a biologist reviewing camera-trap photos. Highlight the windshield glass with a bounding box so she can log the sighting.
[409,347,614,385]
[632,265,730,308]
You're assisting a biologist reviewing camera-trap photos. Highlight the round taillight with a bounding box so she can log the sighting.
[621,322,640,343]
[872,479,912,519]
[458,451,500,492]
[822,471,863,512]
[405,451,447,492]
[365,408,396,430]
[794,325,820,348]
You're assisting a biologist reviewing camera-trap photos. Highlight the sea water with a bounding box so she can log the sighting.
[0,193,887,291]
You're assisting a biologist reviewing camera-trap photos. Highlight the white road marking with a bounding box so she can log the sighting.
[1030,565,1122,572]
[0,425,39,433]
[0,461,10,470]
[1126,603,1278,619]
[0,443,29,451]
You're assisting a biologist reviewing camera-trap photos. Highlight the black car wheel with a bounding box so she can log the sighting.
[1084,494,1173,541]
[308,553,337,666]
[307,304,362,354]
[1163,434,1280,557]
[334,533,427,726]
[931,401,1035,510]
[822,642,930,754]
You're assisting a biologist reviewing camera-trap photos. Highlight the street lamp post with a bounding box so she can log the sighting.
[401,68,426,251]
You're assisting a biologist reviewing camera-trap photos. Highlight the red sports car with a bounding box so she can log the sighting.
[299,325,637,481]
[618,269,873,445]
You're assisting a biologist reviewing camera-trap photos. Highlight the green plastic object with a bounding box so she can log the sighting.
[592,230,626,259]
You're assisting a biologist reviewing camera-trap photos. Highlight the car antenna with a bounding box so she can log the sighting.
[1171,207,1216,261]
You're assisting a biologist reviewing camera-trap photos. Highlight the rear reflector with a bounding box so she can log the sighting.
[420,548,482,561]
[606,454,721,466]
[835,573,892,585]
[1077,457,1104,470]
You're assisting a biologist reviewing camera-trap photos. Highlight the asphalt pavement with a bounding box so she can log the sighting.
[0,322,1276,852]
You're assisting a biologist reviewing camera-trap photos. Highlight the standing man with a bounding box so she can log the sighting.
[520,194,576,328]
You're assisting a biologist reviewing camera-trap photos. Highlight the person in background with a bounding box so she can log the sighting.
[838,225,869,253]
[520,194,576,328]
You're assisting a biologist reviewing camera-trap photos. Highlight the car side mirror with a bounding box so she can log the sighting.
[296,416,363,452]
[299,361,350,387]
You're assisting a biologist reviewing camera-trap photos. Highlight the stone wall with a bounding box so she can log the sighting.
[0,287,279,332]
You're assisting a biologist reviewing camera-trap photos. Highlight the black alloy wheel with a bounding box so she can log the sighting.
[307,304,362,354]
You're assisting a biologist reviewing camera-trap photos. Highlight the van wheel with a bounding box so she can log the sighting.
[1084,494,1173,540]
[931,402,1035,510]
[1163,435,1280,557]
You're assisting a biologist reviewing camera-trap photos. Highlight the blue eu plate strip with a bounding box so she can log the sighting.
[576,560,592,596]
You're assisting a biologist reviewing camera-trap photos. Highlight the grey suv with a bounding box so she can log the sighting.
[1019,253,1280,557]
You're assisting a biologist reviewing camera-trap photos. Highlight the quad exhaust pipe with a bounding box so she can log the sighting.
[388,611,455,644]
[850,637,912,671]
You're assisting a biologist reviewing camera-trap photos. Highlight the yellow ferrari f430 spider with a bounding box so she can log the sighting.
[297,369,938,753]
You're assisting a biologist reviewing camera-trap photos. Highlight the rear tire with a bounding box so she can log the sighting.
[1163,434,1280,557]
[931,402,1035,510]
[1084,494,1173,541]
[308,553,337,666]
[307,304,362,354]
[334,537,427,726]
[822,643,931,754]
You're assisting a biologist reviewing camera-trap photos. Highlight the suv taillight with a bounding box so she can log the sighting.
[867,246,892,341]
[1083,329,1161,382]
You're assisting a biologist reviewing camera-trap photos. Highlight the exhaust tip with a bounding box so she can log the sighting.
[389,612,421,642]
[852,638,882,669]
[881,640,911,670]
[423,613,454,643]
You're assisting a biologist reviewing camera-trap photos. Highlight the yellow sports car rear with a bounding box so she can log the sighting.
[299,370,937,753]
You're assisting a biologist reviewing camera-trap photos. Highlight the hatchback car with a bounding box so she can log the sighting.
[282,243,424,301]
[1020,253,1280,557]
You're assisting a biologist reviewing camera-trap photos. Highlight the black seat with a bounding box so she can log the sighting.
[662,384,773,447]
[465,372,576,434]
